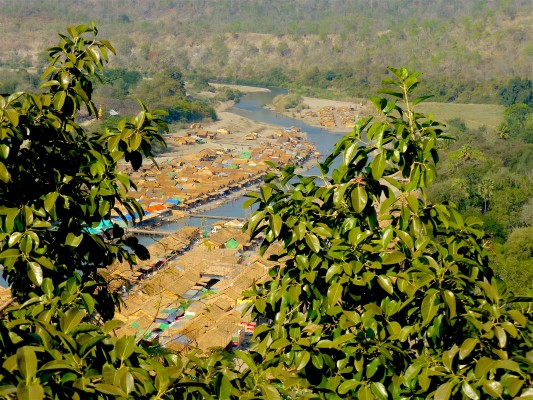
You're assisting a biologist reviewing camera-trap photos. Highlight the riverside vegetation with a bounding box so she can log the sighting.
[0,26,532,399]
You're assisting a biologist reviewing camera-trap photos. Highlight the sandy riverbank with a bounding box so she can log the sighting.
[208,83,271,93]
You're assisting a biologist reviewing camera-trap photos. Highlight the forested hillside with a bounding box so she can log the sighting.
[0,0,532,102]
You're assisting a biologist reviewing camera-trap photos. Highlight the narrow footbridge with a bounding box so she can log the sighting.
[187,213,246,221]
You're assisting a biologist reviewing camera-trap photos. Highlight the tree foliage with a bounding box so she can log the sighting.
[0,23,166,316]
[244,67,533,399]
[498,77,533,107]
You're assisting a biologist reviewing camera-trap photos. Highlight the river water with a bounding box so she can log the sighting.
[0,88,347,286]
[139,88,347,243]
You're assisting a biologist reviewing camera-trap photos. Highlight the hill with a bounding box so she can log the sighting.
[0,0,531,102]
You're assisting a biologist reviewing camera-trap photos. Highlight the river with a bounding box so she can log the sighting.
[0,88,347,287]
[138,88,347,244]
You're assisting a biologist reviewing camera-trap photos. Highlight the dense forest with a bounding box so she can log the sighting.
[0,0,532,102]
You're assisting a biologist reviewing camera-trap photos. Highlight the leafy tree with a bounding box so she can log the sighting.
[503,103,533,142]
[244,67,533,399]
[494,226,533,296]
[0,24,166,317]
[477,177,495,214]
[496,122,510,140]
[498,77,533,107]
[0,25,263,400]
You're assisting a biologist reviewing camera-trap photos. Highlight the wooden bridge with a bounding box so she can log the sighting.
[127,228,171,236]
[187,213,245,221]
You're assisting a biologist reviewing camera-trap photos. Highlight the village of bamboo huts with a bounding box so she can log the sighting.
[0,116,319,353]
[100,123,318,353]
[113,124,316,224]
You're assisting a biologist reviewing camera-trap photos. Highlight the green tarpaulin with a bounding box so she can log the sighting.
[225,238,239,249]
[158,323,170,331]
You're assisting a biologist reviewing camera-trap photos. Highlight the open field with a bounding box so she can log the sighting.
[417,102,504,130]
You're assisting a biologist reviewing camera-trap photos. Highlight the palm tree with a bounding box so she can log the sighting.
[496,122,510,140]
[477,177,494,214]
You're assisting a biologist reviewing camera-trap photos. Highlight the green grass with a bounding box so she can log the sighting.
[417,102,504,130]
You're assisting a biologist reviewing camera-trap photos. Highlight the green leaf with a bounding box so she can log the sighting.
[16,347,37,380]
[459,338,478,360]
[506,377,524,397]
[371,152,386,180]
[327,282,343,308]
[366,358,380,378]
[43,192,59,213]
[482,381,502,398]
[115,335,136,361]
[295,351,311,370]
[53,91,66,110]
[382,251,406,265]
[107,134,121,152]
[27,262,43,286]
[60,308,85,334]
[377,275,394,295]
[338,380,359,395]
[102,320,124,334]
[371,382,388,400]
[101,39,116,54]
[434,382,453,400]
[413,95,433,106]
[494,326,506,348]
[94,384,127,397]
[358,385,373,400]
[421,292,439,326]
[234,350,257,372]
[130,132,142,151]
[39,360,77,372]
[218,374,232,400]
[443,290,456,319]
[406,194,419,213]
[351,185,368,213]
[462,382,480,400]
[326,263,342,282]
[78,336,107,358]
[270,214,282,239]
[474,357,496,378]
[65,232,83,247]
[259,383,281,400]
[0,161,10,183]
[5,108,20,127]
[508,310,527,326]
[81,293,96,314]
[0,248,20,258]
[305,233,320,253]
[17,384,44,400]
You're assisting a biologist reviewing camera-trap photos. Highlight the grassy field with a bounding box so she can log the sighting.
[417,102,504,130]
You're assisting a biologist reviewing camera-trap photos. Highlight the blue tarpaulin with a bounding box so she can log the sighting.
[84,219,114,235]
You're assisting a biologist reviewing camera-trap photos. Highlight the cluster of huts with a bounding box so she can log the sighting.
[174,126,232,145]
[113,223,277,353]
[114,139,315,225]
[304,105,361,128]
